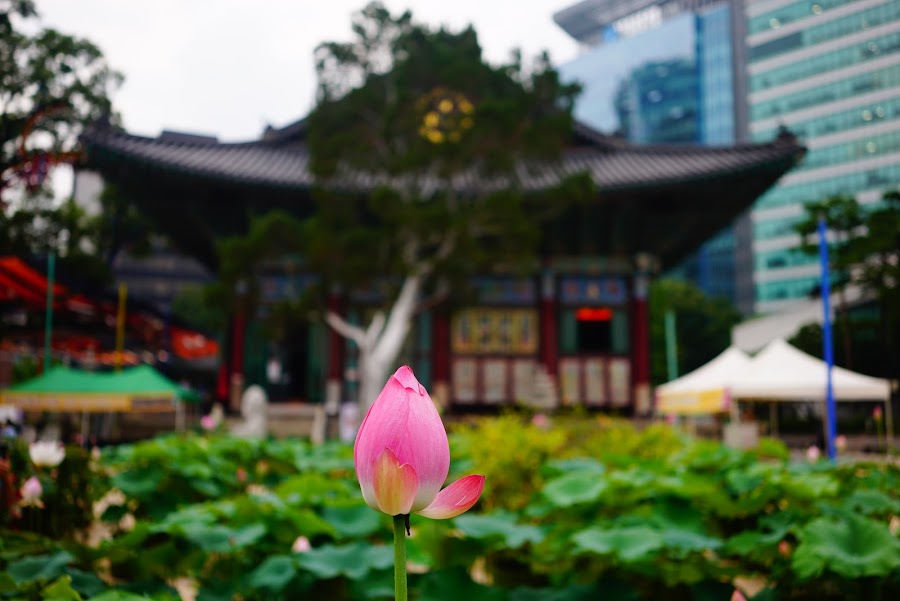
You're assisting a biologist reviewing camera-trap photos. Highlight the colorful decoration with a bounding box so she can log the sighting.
[417,87,474,144]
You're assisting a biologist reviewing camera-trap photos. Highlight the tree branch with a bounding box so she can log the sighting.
[325,311,367,348]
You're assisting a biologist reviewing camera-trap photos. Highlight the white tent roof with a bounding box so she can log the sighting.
[730,338,890,401]
[655,347,752,414]
[656,346,752,396]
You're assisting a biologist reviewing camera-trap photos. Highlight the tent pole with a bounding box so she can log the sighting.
[80,410,88,446]
[43,252,55,372]
[885,397,894,453]
[769,401,778,436]
[175,400,184,432]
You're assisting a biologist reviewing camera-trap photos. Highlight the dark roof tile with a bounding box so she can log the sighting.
[81,121,803,193]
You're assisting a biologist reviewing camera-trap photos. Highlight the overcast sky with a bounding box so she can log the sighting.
[38,0,581,142]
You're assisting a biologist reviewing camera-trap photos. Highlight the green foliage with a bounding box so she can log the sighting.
[649,279,741,385]
[792,190,900,382]
[1,0,122,255]
[305,2,591,307]
[2,440,96,538]
[792,514,900,580]
[3,420,900,600]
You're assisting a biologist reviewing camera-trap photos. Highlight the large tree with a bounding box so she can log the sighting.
[793,194,864,368]
[844,191,900,385]
[306,3,590,409]
[0,0,121,200]
[0,0,122,276]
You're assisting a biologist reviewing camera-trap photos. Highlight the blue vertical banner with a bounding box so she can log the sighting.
[817,216,838,461]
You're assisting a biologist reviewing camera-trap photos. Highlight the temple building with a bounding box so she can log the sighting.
[77,118,803,414]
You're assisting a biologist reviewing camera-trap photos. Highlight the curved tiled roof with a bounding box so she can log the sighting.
[80,121,803,195]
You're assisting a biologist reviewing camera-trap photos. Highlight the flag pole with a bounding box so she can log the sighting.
[115,283,127,371]
[817,216,838,461]
[43,252,55,372]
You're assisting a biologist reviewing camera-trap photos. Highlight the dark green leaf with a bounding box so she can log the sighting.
[573,526,663,563]
[247,555,297,592]
[7,551,74,584]
[322,504,383,538]
[792,515,900,579]
[543,472,608,507]
[453,512,544,548]
[41,576,83,601]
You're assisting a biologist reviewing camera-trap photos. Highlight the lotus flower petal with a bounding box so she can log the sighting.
[29,441,65,467]
[372,448,418,516]
[355,366,449,513]
[417,474,485,519]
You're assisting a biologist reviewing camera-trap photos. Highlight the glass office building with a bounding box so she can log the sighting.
[555,0,749,308]
[746,0,900,313]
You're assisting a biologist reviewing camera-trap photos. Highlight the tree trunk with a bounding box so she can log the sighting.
[326,273,423,418]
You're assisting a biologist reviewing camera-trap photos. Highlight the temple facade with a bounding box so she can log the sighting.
[78,118,803,414]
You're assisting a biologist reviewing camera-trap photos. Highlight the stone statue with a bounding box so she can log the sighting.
[231,385,268,438]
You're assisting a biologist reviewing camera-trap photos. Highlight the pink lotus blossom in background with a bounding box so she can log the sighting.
[20,476,43,507]
[29,441,65,467]
[805,445,821,462]
[834,434,847,453]
[292,536,311,553]
[531,413,550,429]
[354,366,484,518]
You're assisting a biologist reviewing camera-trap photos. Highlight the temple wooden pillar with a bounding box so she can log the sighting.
[228,282,247,412]
[631,255,653,416]
[538,269,559,407]
[431,309,451,410]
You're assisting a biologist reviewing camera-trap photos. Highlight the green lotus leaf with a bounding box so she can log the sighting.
[247,555,297,592]
[322,504,383,539]
[453,512,545,548]
[7,551,74,584]
[40,576,82,601]
[111,468,163,497]
[792,515,900,579]
[782,472,839,500]
[416,568,505,601]
[840,489,900,515]
[180,522,266,552]
[543,458,606,476]
[573,526,664,563]
[295,542,392,580]
[543,471,608,507]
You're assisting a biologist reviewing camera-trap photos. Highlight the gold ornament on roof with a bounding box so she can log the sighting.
[417,87,474,144]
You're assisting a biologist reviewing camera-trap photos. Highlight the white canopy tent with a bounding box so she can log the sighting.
[655,339,893,449]
[655,347,752,415]
[730,338,890,401]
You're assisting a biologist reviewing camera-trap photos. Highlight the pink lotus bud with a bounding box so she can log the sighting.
[806,445,821,462]
[778,540,791,557]
[730,590,747,601]
[236,467,247,483]
[354,366,484,519]
[292,536,311,553]
[531,413,549,429]
[834,434,847,453]
[873,406,883,421]
[20,476,43,507]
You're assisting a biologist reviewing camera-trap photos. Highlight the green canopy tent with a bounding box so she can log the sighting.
[0,365,200,432]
